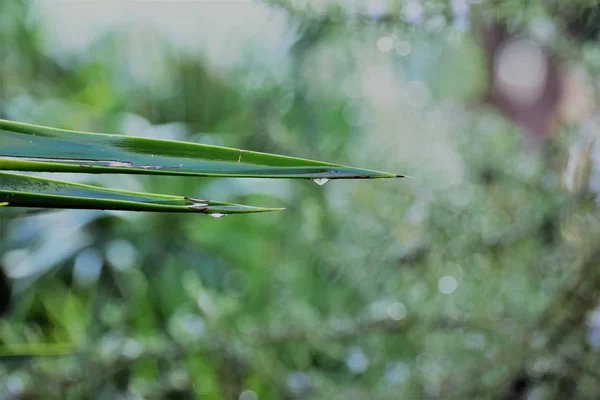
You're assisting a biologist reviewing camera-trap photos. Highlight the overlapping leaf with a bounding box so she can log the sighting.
[0,172,280,214]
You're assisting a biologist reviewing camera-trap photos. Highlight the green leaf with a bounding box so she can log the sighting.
[0,172,281,214]
[0,119,402,179]
[0,344,75,364]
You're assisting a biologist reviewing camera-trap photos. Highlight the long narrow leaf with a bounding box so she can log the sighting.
[0,172,281,214]
[0,344,75,363]
[0,119,403,179]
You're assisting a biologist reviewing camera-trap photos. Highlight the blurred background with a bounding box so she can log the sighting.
[2,0,600,398]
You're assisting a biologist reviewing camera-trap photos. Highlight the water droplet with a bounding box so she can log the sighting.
[287,371,311,393]
[239,390,258,400]
[73,249,103,287]
[387,301,407,321]
[395,40,412,56]
[533,356,551,374]
[169,370,190,390]
[495,39,547,107]
[384,361,411,385]
[345,346,369,374]
[209,213,226,218]
[168,311,205,345]
[188,203,208,210]
[367,0,387,19]
[438,275,458,295]
[106,239,138,271]
[5,374,25,395]
[311,178,330,186]
[403,0,423,24]
[377,36,395,52]
[122,338,144,359]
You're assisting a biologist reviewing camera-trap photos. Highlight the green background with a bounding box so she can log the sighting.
[2,0,600,398]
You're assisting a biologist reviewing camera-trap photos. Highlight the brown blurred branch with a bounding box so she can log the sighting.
[497,247,600,399]
[264,0,405,26]
[252,315,503,346]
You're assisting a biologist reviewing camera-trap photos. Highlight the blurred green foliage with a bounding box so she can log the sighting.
[3,0,600,399]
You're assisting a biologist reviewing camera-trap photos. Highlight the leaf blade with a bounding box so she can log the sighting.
[0,119,403,179]
[0,172,282,214]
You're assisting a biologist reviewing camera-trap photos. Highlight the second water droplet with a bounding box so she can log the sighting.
[209,213,226,218]
[188,203,208,210]
[312,178,330,186]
